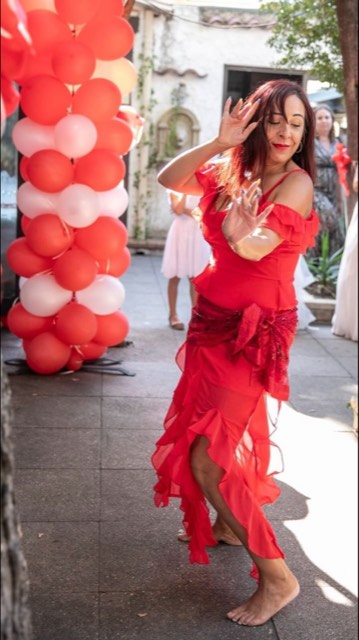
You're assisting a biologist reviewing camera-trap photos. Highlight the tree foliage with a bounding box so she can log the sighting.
[260,0,343,90]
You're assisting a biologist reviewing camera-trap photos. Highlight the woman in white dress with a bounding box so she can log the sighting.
[161,191,211,330]
[332,162,358,341]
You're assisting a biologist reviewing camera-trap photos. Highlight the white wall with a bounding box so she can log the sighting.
[127,5,301,240]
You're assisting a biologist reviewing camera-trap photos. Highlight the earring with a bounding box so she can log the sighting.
[296,140,303,153]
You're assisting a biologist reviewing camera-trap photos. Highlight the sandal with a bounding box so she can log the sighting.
[169,316,185,331]
[177,528,242,546]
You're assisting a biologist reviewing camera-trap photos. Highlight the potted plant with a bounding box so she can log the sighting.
[303,232,344,323]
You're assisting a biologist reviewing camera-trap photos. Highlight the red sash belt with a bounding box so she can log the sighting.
[187,296,298,401]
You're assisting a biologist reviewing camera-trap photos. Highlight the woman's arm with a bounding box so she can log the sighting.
[157,98,261,195]
[223,173,313,261]
[169,191,186,215]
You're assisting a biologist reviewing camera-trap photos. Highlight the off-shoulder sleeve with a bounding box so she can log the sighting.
[260,202,320,252]
[195,163,218,194]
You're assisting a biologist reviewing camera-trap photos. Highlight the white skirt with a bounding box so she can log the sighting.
[332,203,358,341]
[161,214,211,279]
[294,255,316,330]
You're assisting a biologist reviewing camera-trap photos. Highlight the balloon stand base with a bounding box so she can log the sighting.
[4,357,136,377]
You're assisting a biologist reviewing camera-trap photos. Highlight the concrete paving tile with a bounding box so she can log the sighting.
[101,397,170,430]
[109,328,181,362]
[100,469,164,526]
[15,469,100,521]
[101,429,162,469]
[272,585,358,640]
[13,428,101,469]
[11,395,101,429]
[29,591,98,640]
[289,374,357,423]
[334,356,358,380]
[6,371,102,396]
[100,588,277,640]
[22,522,99,592]
[101,361,180,398]
[288,355,348,377]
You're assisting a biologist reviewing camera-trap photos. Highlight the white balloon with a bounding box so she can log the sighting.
[19,277,28,289]
[20,274,73,317]
[17,182,59,218]
[98,186,129,218]
[57,184,99,228]
[12,118,56,156]
[54,115,98,159]
[76,275,125,315]
[92,58,138,96]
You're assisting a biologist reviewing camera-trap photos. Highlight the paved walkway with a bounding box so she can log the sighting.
[1,253,358,640]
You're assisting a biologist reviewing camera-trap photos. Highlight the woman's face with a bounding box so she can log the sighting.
[315,108,333,138]
[264,94,306,166]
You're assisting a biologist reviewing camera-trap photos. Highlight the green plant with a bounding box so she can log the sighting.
[306,232,343,297]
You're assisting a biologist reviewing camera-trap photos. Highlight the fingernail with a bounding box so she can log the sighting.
[256,98,262,103]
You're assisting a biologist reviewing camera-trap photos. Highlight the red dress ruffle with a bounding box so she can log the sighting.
[152,163,319,572]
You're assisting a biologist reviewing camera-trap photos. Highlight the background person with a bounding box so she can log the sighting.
[332,161,358,341]
[161,190,211,330]
[309,104,344,257]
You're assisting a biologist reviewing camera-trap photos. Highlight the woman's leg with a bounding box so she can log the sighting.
[168,277,184,329]
[190,436,299,626]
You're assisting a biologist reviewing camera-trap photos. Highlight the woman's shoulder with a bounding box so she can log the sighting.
[271,169,314,219]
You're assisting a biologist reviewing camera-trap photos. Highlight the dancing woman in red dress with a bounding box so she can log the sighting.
[151,79,319,627]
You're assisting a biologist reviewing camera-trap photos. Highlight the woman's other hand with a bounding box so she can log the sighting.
[217,97,261,150]
[222,180,274,245]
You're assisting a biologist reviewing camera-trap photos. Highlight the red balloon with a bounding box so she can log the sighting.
[20,75,72,125]
[55,302,97,345]
[6,237,53,277]
[78,16,134,61]
[93,310,129,346]
[7,303,54,339]
[20,215,32,235]
[66,348,84,371]
[53,247,98,291]
[78,341,107,360]
[19,156,30,181]
[97,247,131,277]
[54,0,101,25]
[20,51,55,84]
[98,0,124,15]
[26,214,74,258]
[71,79,121,123]
[95,118,133,155]
[26,331,71,374]
[27,150,74,192]
[26,10,72,54]
[75,217,128,260]
[52,40,96,85]
[74,150,125,191]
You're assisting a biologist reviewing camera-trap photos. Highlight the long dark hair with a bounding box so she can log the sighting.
[216,79,316,197]
[314,104,336,143]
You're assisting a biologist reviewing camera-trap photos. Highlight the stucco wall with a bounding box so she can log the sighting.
[127,5,299,241]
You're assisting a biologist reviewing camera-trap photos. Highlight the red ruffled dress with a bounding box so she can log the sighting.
[152,165,319,571]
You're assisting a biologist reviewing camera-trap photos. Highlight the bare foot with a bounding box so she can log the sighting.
[227,572,299,626]
[177,518,242,546]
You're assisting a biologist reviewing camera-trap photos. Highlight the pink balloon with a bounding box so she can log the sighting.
[12,118,56,156]
[98,186,129,218]
[17,182,59,218]
[54,115,97,159]
[76,275,125,315]
[57,184,99,228]
[20,273,73,317]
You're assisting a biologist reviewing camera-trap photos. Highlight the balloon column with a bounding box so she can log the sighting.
[6,0,141,374]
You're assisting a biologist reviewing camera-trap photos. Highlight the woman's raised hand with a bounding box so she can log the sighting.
[217,97,260,149]
[222,180,274,245]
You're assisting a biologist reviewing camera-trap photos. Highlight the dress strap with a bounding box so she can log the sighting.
[262,169,306,200]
